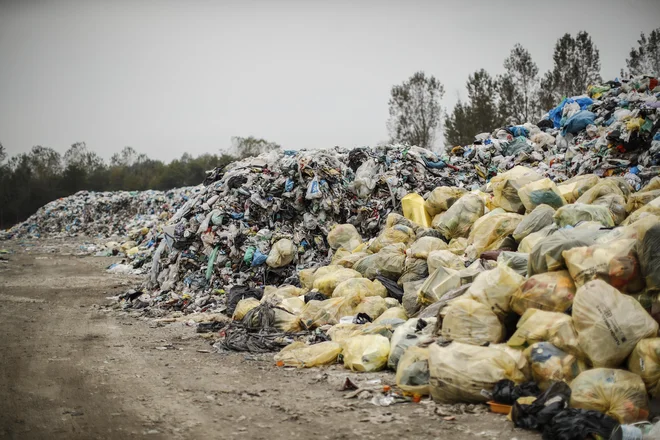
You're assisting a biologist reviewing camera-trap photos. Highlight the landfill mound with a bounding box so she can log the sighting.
[116,75,660,436]
[1,187,200,240]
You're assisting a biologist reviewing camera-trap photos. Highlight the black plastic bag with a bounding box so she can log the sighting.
[511,381,571,430]
[542,408,617,440]
[492,379,541,405]
[304,290,327,303]
[376,275,404,302]
[226,285,263,315]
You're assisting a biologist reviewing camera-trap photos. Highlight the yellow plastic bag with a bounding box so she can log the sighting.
[593,193,627,225]
[489,344,532,380]
[396,346,431,395]
[526,342,587,391]
[428,342,526,403]
[464,265,524,318]
[554,203,615,228]
[355,296,388,320]
[424,186,468,217]
[342,334,390,372]
[432,193,485,240]
[510,270,576,315]
[519,224,557,254]
[570,368,649,424]
[327,224,362,251]
[298,296,362,329]
[401,193,431,227]
[299,267,320,290]
[640,176,660,193]
[274,341,342,368]
[557,174,600,204]
[628,338,660,396]
[448,237,468,255]
[508,309,583,357]
[332,277,387,298]
[441,298,504,345]
[576,178,631,205]
[512,204,556,242]
[427,250,466,272]
[326,323,361,343]
[528,225,606,275]
[563,239,644,293]
[266,238,297,268]
[622,198,660,226]
[368,225,416,253]
[388,317,436,369]
[312,268,362,296]
[627,189,660,213]
[408,236,448,259]
[518,178,567,212]
[385,212,415,229]
[398,256,429,285]
[490,166,543,213]
[373,306,407,323]
[331,251,369,269]
[353,243,407,280]
[572,279,659,367]
[262,284,304,302]
[417,266,461,307]
[232,298,260,320]
[465,212,523,260]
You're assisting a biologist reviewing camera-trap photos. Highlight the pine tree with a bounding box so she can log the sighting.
[539,31,602,112]
[626,28,660,76]
[387,71,445,149]
[444,100,474,147]
[497,44,540,124]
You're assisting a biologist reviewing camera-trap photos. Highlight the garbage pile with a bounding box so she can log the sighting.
[0,187,199,241]
[117,75,660,437]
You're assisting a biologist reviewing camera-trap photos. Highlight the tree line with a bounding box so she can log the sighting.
[0,137,277,229]
[387,28,660,149]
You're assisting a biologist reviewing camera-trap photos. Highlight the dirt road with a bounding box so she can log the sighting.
[0,239,539,440]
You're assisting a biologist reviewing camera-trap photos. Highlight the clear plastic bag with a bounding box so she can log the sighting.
[441,298,504,345]
[398,256,429,285]
[388,317,436,369]
[528,226,606,275]
[428,342,526,403]
[626,189,660,213]
[570,368,649,424]
[557,174,600,203]
[497,251,529,277]
[593,193,627,225]
[572,279,659,367]
[510,270,576,315]
[274,341,342,368]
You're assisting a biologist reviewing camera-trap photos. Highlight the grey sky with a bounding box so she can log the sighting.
[1,0,659,162]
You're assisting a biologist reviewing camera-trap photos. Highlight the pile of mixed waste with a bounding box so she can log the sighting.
[115,75,660,438]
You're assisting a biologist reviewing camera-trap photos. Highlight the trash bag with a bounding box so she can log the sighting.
[593,193,627,225]
[298,295,361,329]
[628,338,660,396]
[375,275,404,302]
[432,193,484,240]
[368,225,415,253]
[424,186,468,217]
[299,267,319,290]
[313,267,362,297]
[570,368,649,424]
[395,346,431,395]
[232,297,261,320]
[408,236,448,259]
[273,341,342,368]
[576,178,632,205]
[542,408,618,440]
[353,243,407,280]
[639,223,660,292]
[331,277,387,298]
[465,212,523,260]
[385,212,415,230]
[373,306,407,324]
[388,317,436,369]
[447,237,468,255]
[490,166,543,214]
[511,270,576,315]
[508,309,582,357]
[441,298,504,345]
[572,280,659,367]
[464,265,525,318]
[401,193,431,227]
[226,285,263,315]
[397,256,429,285]
[262,284,304,302]
[492,379,540,405]
[626,189,660,213]
[557,174,600,204]
[511,381,572,430]
[417,266,461,308]
[562,110,596,135]
[428,342,526,403]
[342,334,390,372]
[355,295,388,320]
[242,302,301,333]
[266,238,297,268]
[327,224,362,251]
[427,250,466,272]
[519,224,558,254]
[331,251,370,269]
[528,226,606,275]
[553,203,615,228]
[640,176,660,193]
[563,238,644,293]
[622,197,660,225]
[512,204,556,242]
[526,342,587,391]
[497,251,529,277]
[402,279,426,317]
[518,178,567,212]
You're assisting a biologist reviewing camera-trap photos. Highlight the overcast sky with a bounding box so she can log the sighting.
[1,0,659,162]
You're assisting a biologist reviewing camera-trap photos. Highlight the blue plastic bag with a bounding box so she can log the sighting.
[562,110,596,135]
[548,96,594,128]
